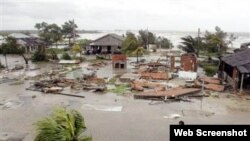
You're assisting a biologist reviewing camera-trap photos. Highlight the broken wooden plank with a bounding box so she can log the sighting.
[199,77,221,84]
[134,88,201,99]
[26,87,85,98]
[140,72,169,80]
[205,84,224,92]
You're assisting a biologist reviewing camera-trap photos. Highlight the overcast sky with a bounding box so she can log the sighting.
[0,0,250,32]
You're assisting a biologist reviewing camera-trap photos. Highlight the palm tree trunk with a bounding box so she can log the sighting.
[4,54,8,68]
[69,38,71,47]
[136,50,139,64]
[21,53,28,65]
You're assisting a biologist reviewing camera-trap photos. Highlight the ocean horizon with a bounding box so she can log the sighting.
[79,30,250,48]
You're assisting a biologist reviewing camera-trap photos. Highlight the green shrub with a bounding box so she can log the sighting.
[204,65,217,76]
[46,49,59,60]
[32,51,47,62]
[74,56,85,62]
[46,48,65,54]
[108,76,118,84]
[109,84,130,95]
[61,52,72,60]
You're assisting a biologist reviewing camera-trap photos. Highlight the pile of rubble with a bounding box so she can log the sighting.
[134,87,201,100]
[196,77,225,92]
[27,78,75,93]
[91,61,108,68]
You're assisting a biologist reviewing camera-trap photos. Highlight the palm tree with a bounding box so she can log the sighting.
[131,47,146,63]
[178,36,200,56]
[35,107,92,141]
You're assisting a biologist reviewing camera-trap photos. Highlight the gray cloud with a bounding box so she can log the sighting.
[0,0,250,32]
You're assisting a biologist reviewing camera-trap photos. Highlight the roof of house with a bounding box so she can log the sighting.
[0,35,4,40]
[238,64,250,73]
[240,42,250,48]
[17,38,48,46]
[221,48,250,73]
[9,33,30,38]
[89,33,124,46]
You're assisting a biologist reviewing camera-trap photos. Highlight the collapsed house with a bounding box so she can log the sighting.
[112,54,127,69]
[86,34,124,54]
[219,48,250,92]
[180,53,198,72]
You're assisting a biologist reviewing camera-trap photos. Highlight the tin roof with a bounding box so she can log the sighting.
[221,48,250,73]
[89,33,124,46]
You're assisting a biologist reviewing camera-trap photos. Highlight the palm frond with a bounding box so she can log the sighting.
[35,107,91,141]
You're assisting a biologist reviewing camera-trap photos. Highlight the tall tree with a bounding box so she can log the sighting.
[204,26,236,55]
[178,36,202,56]
[35,22,62,48]
[35,107,91,141]
[0,37,28,66]
[62,20,79,46]
[78,39,92,49]
[72,43,82,57]
[131,47,146,63]
[138,30,156,48]
[156,37,173,49]
[121,32,139,55]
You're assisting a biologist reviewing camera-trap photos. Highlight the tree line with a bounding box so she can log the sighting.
[178,26,237,57]
[35,20,79,47]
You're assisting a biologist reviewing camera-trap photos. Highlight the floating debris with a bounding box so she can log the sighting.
[82,104,123,112]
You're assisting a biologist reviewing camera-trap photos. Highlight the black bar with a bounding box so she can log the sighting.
[170,125,250,141]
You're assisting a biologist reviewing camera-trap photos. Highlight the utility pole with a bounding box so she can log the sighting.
[146,27,149,51]
[4,54,8,69]
[197,28,200,55]
[72,19,76,44]
[200,79,204,110]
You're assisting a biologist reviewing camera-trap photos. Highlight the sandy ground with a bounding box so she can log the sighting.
[0,55,250,141]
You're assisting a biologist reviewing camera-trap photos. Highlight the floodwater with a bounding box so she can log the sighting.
[0,55,250,141]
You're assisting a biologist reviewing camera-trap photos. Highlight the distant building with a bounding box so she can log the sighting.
[240,42,250,49]
[0,35,4,45]
[9,33,30,39]
[8,33,48,53]
[112,54,127,69]
[180,53,198,72]
[86,34,124,54]
[219,48,250,92]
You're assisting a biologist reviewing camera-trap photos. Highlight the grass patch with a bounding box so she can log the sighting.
[108,76,118,84]
[87,59,106,63]
[200,61,219,77]
[203,65,217,76]
[46,48,66,54]
[199,51,218,57]
[109,84,130,95]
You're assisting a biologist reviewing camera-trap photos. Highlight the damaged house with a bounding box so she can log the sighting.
[180,53,198,72]
[86,34,124,54]
[219,48,250,92]
[9,33,48,53]
[112,54,127,69]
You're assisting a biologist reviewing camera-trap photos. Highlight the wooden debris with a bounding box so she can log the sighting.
[131,83,144,91]
[132,79,164,88]
[82,84,106,92]
[120,73,141,82]
[199,77,221,84]
[42,87,63,93]
[140,72,169,80]
[91,61,108,67]
[134,87,201,100]
[26,87,85,98]
[205,84,224,92]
